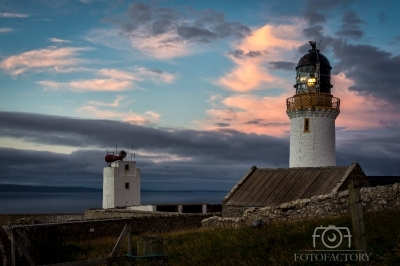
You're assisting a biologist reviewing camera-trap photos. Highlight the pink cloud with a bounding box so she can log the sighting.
[195,93,292,136]
[198,73,400,137]
[98,68,136,80]
[216,23,304,92]
[37,79,132,92]
[0,47,92,75]
[332,73,400,130]
[87,96,128,107]
[37,66,175,92]
[76,105,160,125]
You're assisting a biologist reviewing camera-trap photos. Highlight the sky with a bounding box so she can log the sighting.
[0,0,399,190]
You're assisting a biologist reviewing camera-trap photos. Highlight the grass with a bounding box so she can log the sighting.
[1,211,400,265]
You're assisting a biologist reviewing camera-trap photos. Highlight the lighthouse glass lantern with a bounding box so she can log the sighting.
[286,41,340,167]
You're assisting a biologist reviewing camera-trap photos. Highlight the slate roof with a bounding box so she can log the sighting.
[223,163,369,207]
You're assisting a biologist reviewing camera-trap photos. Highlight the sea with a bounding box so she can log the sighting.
[0,191,228,214]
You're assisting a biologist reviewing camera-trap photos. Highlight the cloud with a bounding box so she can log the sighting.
[268,61,296,71]
[195,93,291,136]
[93,4,250,59]
[336,10,365,39]
[76,106,153,125]
[298,19,400,105]
[332,73,400,130]
[49,38,72,43]
[0,111,290,189]
[0,12,29,18]
[134,67,176,83]
[37,79,132,92]
[36,66,175,92]
[98,68,136,80]
[216,23,303,92]
[0,47,92,75]
[302,10,326,25]
[87,96,128,107]
[0,28,13,34]
[228,49,263,59]
[302,25,324,39]
[85,28,132,51]
[0,111,398,189]
[75,95,160,124]
[332,43,400,104]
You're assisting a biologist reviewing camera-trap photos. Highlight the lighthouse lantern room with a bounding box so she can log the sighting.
[286,41,340,167]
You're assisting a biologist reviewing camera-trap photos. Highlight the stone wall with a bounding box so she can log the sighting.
[222,205,246,218]
[203,183,400,229]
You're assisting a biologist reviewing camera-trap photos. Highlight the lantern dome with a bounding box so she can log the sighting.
[294,41,332,94]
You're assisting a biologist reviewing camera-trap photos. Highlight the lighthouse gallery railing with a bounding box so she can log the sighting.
[286,94,340,110]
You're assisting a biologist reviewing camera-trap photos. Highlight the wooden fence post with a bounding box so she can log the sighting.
[136,236,164,266]
[11,227,15,266]
[127,221,132,266]
[348,178,368,265]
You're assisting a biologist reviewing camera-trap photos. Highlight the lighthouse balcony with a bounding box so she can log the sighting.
[286,93,340,110]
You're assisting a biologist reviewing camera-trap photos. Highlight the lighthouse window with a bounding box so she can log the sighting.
[125,183,130,189]
[304,118,310,132]
[125,164,129,171]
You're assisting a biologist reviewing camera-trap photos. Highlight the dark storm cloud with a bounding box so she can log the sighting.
[214,123,230,127]
[228,49,244,58]
[0,148,105,187]
[336,129,400,175]
[152,19,175,35]
[176,10,250,43]
[297,5,399,105]
[245,51,262,57]
[111,4,250,44]
[244,120,263,125]
[336,10,365,39]
[303,25,324,39]
[1,112,399,189]
[177,26,217,42]
[332,43,400,103]
[228,50,262,59]
[302,10,326,25]
[0,112,289,189]
[302,0,355,25]
[128,3,152,23]
[149,68,163,74]
[268,61,296,71]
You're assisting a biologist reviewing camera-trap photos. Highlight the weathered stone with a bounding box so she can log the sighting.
[379,199,388,205]
[362,198,371,203]
[209,183,400,229]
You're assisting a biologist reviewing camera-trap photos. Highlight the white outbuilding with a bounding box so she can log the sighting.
[102,160,141,209]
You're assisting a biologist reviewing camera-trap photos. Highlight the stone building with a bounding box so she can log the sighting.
[222,163,370,217]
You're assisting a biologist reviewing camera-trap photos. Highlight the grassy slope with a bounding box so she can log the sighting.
[162,212,400,265]
[1,211,399,265]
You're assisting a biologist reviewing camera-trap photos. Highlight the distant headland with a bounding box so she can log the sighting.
[0,184,102,193]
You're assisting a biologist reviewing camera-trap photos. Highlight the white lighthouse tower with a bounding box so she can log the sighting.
[286,42,340,167]
[102,150,141,209]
